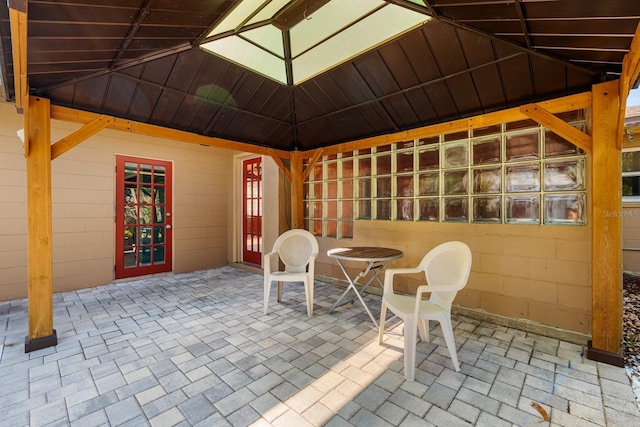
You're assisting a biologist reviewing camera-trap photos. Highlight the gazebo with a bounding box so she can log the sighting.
[1,0,639,368]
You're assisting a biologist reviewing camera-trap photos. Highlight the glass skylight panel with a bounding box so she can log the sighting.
[289,0,382,57]
[201,0,430,85]
[201,36,287,84]
[209,0,266,36]
[243,25,284,57]
[245,0,290,26]
[292,4,428,83]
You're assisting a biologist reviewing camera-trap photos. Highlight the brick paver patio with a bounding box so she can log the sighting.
[1,266,638,426]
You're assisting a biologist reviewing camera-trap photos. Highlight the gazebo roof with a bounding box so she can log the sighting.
[1,0,639,152]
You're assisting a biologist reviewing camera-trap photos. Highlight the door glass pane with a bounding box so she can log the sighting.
[154,226,165,244]
[124,162,137,182]
[154,187,165,204]
[155,206,165,223]
[154,165,166,183]
[140,164,152,183]
[140,206,152,224]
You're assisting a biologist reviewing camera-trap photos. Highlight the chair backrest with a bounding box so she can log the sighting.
[420,241,472,310]
[273,229,319,273]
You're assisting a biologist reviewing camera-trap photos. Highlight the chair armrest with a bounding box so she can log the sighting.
[263,251,278,275]
[415,283,457,297]
[383,267,423,293]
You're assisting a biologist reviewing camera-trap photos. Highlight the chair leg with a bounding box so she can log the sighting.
[378,302,387,345]
[264,278,271,315]
[304,279,314,317]
[403,316,418,381]
[418,319,429,342]
[439,318,460,372]
[277,281,283,302]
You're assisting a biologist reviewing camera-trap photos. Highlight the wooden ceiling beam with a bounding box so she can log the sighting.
[51,115,113,160]
[303,91,592,158]
[520,103,592,153]
[8,0,28,111]
[49,104,291,159]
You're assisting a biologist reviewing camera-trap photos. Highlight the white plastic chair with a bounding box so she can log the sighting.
[263,229,319,317]
[378,241,472,381]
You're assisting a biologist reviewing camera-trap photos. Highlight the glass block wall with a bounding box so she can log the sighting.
[304,112,586,239]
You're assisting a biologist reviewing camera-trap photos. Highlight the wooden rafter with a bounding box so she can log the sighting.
[302,92,592,158]
[8,0,28,111]
[520,104,592,152]
[49,104,291,159]
[267,148,291,182]
[51,115,113,160]
[302,149,323,181]
[618,22,640,148]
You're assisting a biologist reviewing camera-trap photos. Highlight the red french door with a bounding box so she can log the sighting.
[115,156,173,279]
[242,157,262,265]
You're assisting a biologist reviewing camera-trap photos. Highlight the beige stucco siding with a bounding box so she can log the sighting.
[0,101,235,301]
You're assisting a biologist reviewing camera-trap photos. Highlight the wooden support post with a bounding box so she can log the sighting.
[25,96,57,352]
[587,81,623,366]
[290,151,304,229]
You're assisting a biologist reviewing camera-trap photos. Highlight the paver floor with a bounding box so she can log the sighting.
[1,266,639,426]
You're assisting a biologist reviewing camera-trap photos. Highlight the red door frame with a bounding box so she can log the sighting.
[115,156,173,279]
[242,157,262,265]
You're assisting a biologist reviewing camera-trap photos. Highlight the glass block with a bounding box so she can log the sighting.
[377,199,391,220]
[327,200,337,218]
[544,159,585,191]
[397,140,414,149]
[312,163,323,180]
[327,181,337,198]
[472,124,501,137]
[472,196,501,223]
[396,175,413,197]
[544,193,585,225]
[396,151,414,172]
[357,178,371,198]
[506,163,540,192]
[311,201,322,218]
[505,195,540,224]
[506,131,539,161]
[326,220,337,238]
[473,137,501,164]
[313,219,323,235]
[544,129,583,158]
[341,180,353,198]
[312,182,323,198]
[418,146,439,170]
[326,162,338,179]
[622,151,640,173]
[473,167,501,193]
[418,136,439,146]
[340,159,353,178]
[340,221,353,239]
[358,148,372,155]
[326,153,338,161]
[418,198,439,221]
[443,170,468,195]
[443,197,468,222]
[340,151,353,158]
[418,172,439,196]
[340,200,353,218]
[444,130,468,142]
[396,199,414,220]
[357,157,371,176]
[376,153,392,174]
[357,200,371,219]
[443,142,468,168]
[377,144,392,152]
[377,177,391,198]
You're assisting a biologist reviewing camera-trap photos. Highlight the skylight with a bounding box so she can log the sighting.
[200,0,430,85]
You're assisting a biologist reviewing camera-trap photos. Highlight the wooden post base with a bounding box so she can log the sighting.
[25,330,57,353]
[586,340,624,367]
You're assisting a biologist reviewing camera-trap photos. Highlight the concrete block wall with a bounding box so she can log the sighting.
[315,220,591,334]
